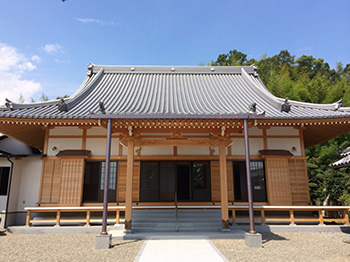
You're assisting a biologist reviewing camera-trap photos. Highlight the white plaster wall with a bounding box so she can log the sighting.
[248,127,263,136]
[212,147,219,156]
[15,159,42,212]
[177,146,210,156]
[85,138,119,156]
[267,127,299,136]
[87,127,108,136]
[49,127,83,136]
[6,158,42,225]
[0,196,6,212]
[47,138,83,156]
[0,159,11,212]
[267,138,301,156]
[123,145,128,156]
[212,147,229,156]
[141,146,173,156]
[231,138,264,156]
[6,160,22,226]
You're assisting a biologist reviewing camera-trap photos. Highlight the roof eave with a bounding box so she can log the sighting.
[89,113,266,120]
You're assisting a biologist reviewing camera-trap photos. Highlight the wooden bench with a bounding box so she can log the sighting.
[229,205,350,225]
[25,206,125,227]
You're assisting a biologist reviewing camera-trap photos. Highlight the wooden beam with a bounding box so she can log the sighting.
[125,139,134,231]
[262,128,268,150]
[133,138,232,147]
[82,129,87,150]
[299,128,305,156]
[219,139,229,230]
[43,128,50,155]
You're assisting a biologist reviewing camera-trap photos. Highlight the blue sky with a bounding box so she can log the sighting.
[0,0,349,103]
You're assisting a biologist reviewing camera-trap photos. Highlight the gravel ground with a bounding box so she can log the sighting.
[1,231,349,262]
[212,232,350,262]
[0,231,144,262]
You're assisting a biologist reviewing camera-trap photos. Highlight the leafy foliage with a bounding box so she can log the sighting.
[212,50,350,204]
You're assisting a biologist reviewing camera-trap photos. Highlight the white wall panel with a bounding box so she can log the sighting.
[141,146,173,156]
[267,127,299,136]
[249,127,263,135]
[47,138,83,156]
[177,146,210,156]
[85,138,119,156]
[231,138,264,156]
[87,127,108,136]
[50,127,82,136]
[267,138,301,156]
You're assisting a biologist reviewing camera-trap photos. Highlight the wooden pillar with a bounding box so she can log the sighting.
[344,210,349,225]
[219,139,229,230]
[125,139,134,231]
[299,128,305,156]
[43,128,50,155]
[86,210,91,227]
[55,211,61,227]
[25,211,31,227]
[116,210,120,224]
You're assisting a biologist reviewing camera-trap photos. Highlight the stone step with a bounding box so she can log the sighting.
[131,209,222,232]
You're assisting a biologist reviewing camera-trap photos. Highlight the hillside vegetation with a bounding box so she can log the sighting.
[212,50,350,205]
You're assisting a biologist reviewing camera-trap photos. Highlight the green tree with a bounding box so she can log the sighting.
[40,93,49,102]
[18,93,25,103]
[210,49,350,205]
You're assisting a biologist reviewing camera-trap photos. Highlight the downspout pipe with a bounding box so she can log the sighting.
[4,156,14,229]
[243,119,256,234]
[101,118,112,235]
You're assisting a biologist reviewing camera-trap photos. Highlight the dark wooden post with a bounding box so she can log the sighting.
[125,139,134,231]
[219,139,229,230]
[101,119,112,235]
[243,119,256,234]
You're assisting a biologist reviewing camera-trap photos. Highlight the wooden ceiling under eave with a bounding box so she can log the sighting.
[303,122,350,148]
[0,123,45,150]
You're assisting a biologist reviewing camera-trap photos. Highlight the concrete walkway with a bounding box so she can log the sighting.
[135,239,228,262]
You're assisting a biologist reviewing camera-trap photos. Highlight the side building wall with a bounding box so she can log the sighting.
[0,158,42,226]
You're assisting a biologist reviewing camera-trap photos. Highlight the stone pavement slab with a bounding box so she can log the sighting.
[135,239,228,262]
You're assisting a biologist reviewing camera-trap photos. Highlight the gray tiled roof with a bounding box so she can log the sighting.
[331,146,350,168]
[1,65,350,120]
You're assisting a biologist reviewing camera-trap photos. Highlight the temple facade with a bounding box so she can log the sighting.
[1,65,350,229]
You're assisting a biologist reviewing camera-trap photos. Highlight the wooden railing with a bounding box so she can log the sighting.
[229,205,350,225]
[25,205,350,227]
[25,206,125,227]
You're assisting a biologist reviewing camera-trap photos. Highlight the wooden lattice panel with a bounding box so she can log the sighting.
[288,158,311,205]
[58,159,84,206]
[117,161,140,202]
[210,161,234,202]
[39,159,54,203]
[133,161,140,202]
[265,157,292,205]
[117,161,127,202]
[39,159,62,204]
[50,159,62,203]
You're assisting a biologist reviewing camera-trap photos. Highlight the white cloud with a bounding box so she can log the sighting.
[44,43,64,54]
[31,55,41,63]
[0,42,41,104]
[76,18,122,27]
[54,58,70,64]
